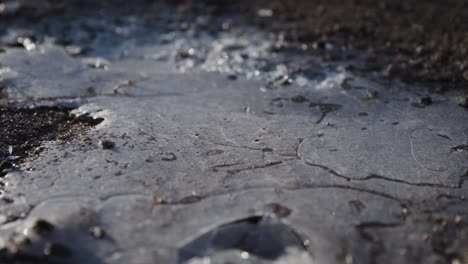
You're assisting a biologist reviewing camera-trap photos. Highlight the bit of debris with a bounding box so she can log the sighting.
[420,96,433,106]
[99,140,116,150]
[457,95,468,108]
[90,226,105,239]
[264,203,292,218]
[290,95,307,103]
[349,200,366,213]
[176,48,196,59]
[365,90,379,100]
[227,74,237,80]
[160,152,177,161]
[153,198,168,205]
[31,219,55,236]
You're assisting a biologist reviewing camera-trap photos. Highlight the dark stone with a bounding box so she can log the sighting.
[32,219,55,236]
[420,96,432,106]
[100,140,115,150]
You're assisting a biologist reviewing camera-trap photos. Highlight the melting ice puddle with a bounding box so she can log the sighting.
[178,215,312,264]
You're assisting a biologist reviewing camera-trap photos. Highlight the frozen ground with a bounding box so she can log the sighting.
[0,1,467,264]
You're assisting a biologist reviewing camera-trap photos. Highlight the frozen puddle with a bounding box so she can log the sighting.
[0,2,467,264]
[179,215,310,263]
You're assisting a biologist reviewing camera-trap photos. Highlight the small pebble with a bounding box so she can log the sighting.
[64,45,83,56]
[281,77,293,85]
[291,95,307,103]
[349,200,366,213]
[264,203,292,218]
[160,152,177,161]
[366,90,379,99]
[457,95,468,108]
[32,219,55,236]
[90,226,105,239]
[227,74,237,80]
[420,96,432,106]
[153,198,167,205]
[100,140,115,150]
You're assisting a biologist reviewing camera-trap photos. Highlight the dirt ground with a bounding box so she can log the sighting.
[0,107,103,176]
[206,0,468,89]
[3,0,468,88]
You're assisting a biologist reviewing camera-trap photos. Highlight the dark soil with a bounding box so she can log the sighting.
[0,106,103,176]
[202,0,468,90]
[2,0,466,90]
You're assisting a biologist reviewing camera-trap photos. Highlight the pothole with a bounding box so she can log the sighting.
[178,215,311,263]
[0,106,104,176]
